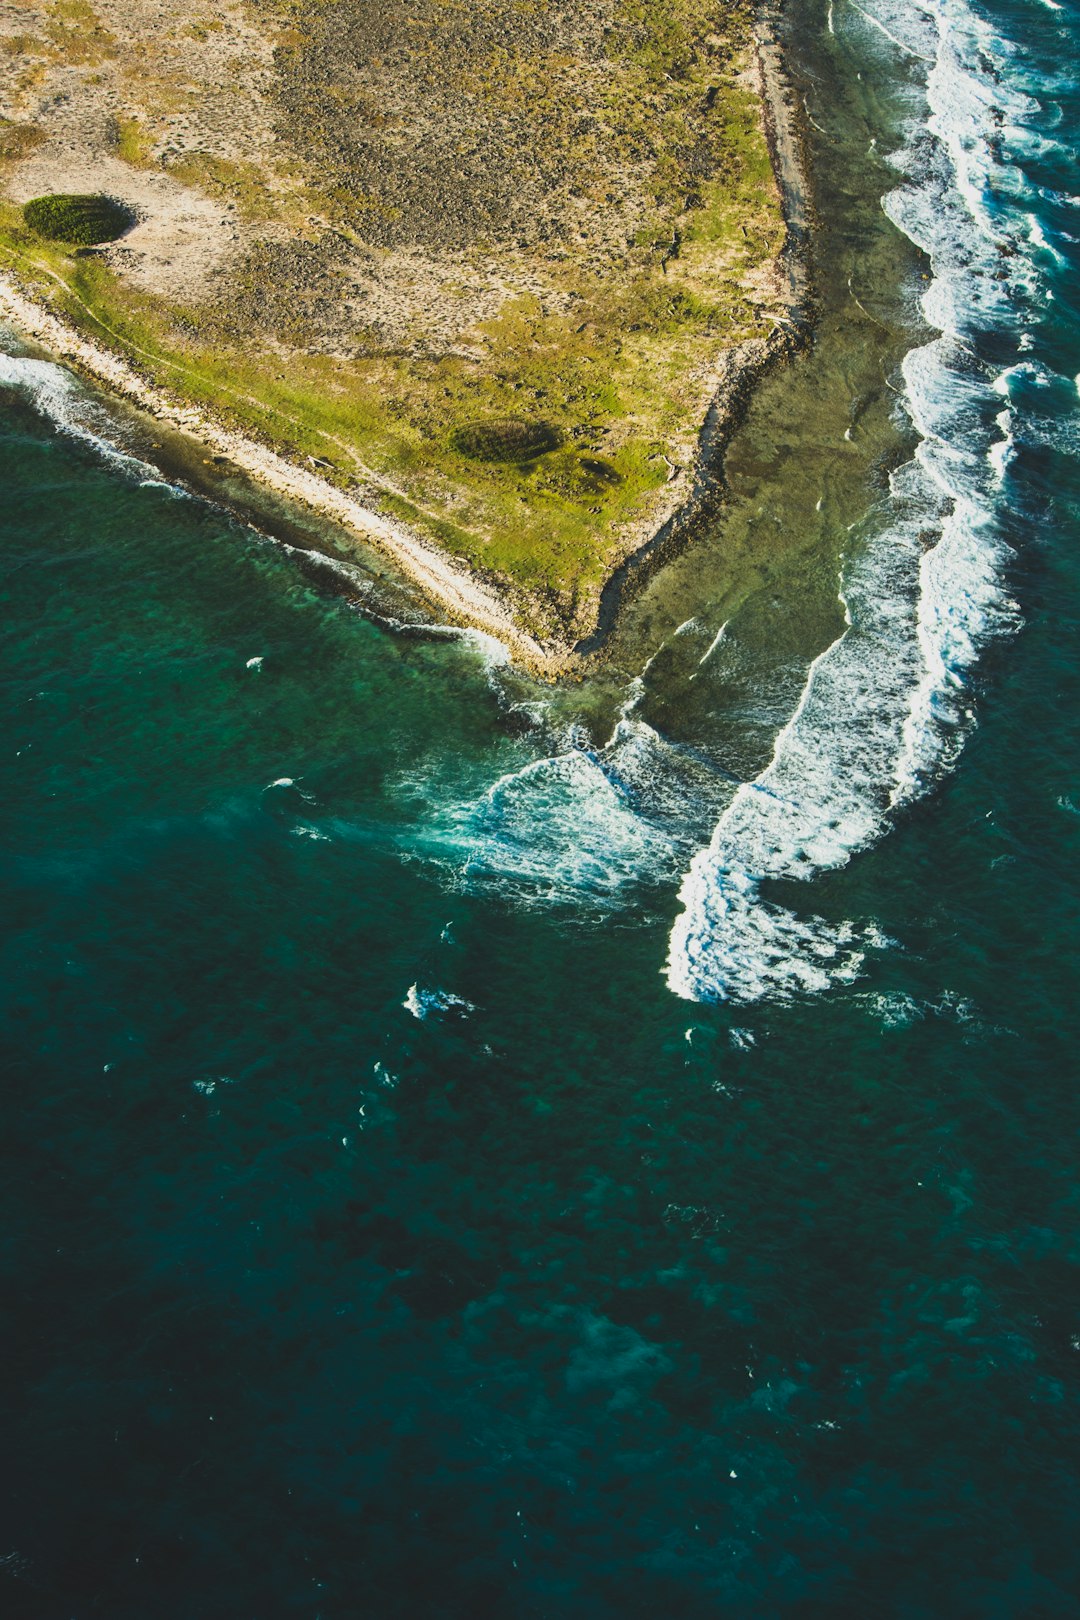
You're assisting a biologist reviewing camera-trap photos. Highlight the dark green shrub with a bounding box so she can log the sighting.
[577,456,622,487]
[22,193,135,246]
[450,418,563,464]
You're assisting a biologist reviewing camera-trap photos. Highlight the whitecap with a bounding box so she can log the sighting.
[858,991,925,1029]
[403,983,476,1020]
[0,349,169,482]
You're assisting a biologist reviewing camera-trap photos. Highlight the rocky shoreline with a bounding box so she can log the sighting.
[575,5,815,658]
[0,5,813,679]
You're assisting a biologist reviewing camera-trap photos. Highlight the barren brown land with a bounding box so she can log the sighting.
[0,0,805,662]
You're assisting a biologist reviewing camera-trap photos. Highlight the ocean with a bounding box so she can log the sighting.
[3,0,1080,1612]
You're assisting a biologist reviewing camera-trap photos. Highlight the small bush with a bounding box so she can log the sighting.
[22,193,135,246]
[450,418,563,464]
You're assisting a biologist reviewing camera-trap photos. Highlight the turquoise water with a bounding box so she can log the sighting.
[4,0,1080,1613]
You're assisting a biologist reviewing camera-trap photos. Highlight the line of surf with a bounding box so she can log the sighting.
[666,0,1049,1004]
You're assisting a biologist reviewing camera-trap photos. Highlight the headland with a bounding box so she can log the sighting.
[0,0,811,673]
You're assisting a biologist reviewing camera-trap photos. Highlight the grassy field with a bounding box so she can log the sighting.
[0,0,788,638]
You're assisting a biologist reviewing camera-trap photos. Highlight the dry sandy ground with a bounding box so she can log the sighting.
[0,0,785,354]
[7,151,241,295]
[0,0,561,345]
[0,0,279,297]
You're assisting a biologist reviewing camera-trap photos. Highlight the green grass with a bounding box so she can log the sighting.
[0,225,753,632]
[23,193,134,245]
[162,153,305,226]
[109,115,155,168]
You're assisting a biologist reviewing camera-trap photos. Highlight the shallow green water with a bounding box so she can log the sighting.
[4,0,1080,1613]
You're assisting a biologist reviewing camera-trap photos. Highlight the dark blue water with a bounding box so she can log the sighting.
[3,0,1080,1614]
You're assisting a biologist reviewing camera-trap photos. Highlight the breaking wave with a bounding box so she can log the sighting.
[3,0,1074,1009]
[667,0,1062,1003]
[0,349,170,485]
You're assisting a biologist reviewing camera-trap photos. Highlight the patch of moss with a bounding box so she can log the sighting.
[43,0,117,66]
[163,153,296,225]
[22,193,135,245]
[108,115,156,169]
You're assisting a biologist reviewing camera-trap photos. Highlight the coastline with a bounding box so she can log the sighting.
[576,7,813,657]
[0,275,557,669]
[0,6,813,679]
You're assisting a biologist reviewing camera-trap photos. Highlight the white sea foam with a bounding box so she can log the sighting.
[0,6,1055,1006]
[400,655,758,908]
[0,349,171,484]
[698,620,730,667]
[667,0,1043,1003]
[858,991,926,1029]
[403,983,476,1020]
[408,743,684,907]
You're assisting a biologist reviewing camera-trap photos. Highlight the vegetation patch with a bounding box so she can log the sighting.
[578,457,622,487]
[450,418,564,464]
[108,114,156,169]
[22,193,135,245]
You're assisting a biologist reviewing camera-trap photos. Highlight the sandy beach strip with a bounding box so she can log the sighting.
[0,272,560,668]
